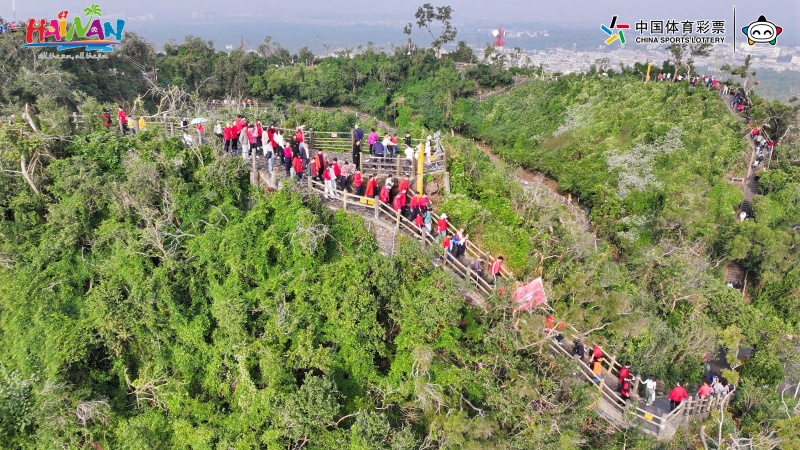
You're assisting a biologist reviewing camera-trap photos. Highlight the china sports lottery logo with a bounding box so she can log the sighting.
[601,15,629,45]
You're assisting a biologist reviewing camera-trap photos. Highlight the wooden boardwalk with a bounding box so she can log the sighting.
[252,166,733,439]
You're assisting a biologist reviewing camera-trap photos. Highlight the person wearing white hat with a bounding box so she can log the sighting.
[436,213,448,239]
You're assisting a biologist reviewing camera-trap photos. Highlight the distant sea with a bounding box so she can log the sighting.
[125,20,603,54]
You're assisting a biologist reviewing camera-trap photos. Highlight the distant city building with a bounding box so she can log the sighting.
[191,11,214,20]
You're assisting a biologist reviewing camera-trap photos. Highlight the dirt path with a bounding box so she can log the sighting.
[454,132,593,232]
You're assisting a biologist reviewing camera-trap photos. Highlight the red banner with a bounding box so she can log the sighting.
[513,277,548,311]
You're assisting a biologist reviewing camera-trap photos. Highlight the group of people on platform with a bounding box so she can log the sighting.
[351,124,439,167]
[102,106,147,135]
[568,338,735,411]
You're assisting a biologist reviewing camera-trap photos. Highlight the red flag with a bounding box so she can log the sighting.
[513,277,548,311]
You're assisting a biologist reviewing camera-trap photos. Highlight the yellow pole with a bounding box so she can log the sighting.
[645,63,651,83]
[416,144,424,193]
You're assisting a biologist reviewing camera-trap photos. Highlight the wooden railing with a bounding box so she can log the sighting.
[547,337,735,438]
[304,177,494,296]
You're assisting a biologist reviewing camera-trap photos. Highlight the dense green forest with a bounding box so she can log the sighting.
[0,14,799,449]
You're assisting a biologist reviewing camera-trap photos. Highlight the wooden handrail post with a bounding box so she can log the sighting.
[342,192,347,211]
[600,354,616,392]
[374,200,379,220]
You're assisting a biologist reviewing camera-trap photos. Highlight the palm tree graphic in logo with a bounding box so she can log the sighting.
[83,3,103,35]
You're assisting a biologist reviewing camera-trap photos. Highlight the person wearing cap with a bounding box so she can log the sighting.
[436,213,448,238]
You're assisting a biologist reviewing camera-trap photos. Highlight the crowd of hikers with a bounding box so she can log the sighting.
[102,95,759,413]
[206,113,506,283]
[562,334,736,412]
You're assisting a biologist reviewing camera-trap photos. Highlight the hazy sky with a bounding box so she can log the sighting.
[5,0,798,27]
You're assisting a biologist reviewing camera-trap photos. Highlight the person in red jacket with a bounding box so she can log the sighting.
[436,213,448,238]
[398,176,410,193]
[117,106,128,134]
[332,158,341,187]
[364,175,377,198]
[410,193,421,221]
[392,192,402,211]
[619,363,630,384]
[310,158,318,181]
[397,189,407,215]
[314,150,326,180]
[379,185,390,204]
[420,193,430,212]
[292,155,303,181]
[353,170,364,196]
[619,377,632,406]
[490,256,503,284]
[442,233,453,256]
[592,345,603,362]
[697,382,713,399]
[296,125,306,159]
[223,123,232,152]
[414,210,424,228]
[669,383,689,411]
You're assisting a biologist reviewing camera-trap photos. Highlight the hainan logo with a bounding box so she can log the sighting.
[742,15,782,46]
[601,15,629,45]
[22,4,125,52]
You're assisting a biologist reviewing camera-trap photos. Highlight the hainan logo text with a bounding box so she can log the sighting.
[601,15,629,45]
[22,4,125,52]
[742,15,782,46]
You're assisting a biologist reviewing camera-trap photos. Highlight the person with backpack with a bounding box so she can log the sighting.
[101,110,112,129]
[572,339,585,361]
